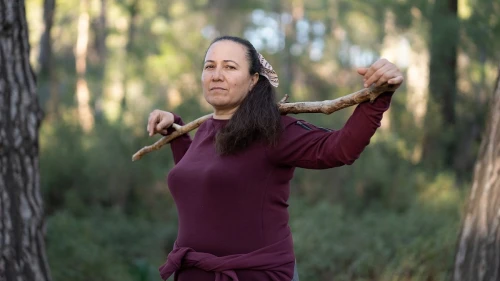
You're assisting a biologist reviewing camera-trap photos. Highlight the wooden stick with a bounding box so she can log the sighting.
[132,83,397,161]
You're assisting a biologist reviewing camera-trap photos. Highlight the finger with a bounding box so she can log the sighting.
[375,71,396,87]
[147,112,159,136]
[156,118,170,132]
[375,69,399,87]
[364,63,393,88]
[388,75,404,85]
[160,129,170,135]
[357,67,368,76]
[363,59,388,86]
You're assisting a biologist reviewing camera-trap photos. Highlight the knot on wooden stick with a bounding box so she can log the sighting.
[368,83,397,103]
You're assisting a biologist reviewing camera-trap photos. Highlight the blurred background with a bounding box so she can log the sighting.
[25,0,499,280]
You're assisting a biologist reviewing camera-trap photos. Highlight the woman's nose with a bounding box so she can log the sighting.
[211,67,223,81]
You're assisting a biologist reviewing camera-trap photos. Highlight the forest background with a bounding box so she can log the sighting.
[25,0,499,280]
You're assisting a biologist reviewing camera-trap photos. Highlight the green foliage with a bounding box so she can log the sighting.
[290,172,464,281]
[40,117,177,219]
[25,0,497,279]
[47,209,177,281]
[41,119,180,281]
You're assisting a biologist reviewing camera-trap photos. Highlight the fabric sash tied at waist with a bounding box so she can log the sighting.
[158,234,295,281]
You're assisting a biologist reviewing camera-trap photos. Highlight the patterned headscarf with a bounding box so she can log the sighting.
[258,53,279,88]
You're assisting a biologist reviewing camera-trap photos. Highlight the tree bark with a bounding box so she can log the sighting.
[453,64,500,281]
[0,1,51,281]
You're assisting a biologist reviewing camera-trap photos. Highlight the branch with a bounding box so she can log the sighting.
[132,83,396,161]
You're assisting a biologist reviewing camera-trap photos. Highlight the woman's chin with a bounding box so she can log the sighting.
[206,97,232,108]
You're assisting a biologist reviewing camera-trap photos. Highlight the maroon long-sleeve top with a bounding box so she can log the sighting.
[159,93,393,281]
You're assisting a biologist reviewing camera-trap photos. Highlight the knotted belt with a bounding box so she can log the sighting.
[159,234,295,281]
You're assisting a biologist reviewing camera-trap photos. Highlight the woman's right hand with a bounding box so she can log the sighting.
[147,110,175,136]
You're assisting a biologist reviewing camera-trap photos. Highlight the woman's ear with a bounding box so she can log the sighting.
[250,72,259,90]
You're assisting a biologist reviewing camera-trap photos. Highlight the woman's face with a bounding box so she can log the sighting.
[202,40,259,114]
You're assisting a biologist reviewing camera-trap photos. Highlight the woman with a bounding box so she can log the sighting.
[147,36,403,281]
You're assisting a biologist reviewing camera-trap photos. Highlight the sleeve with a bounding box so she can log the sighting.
[161,113,192,164]
[267,92,393,169]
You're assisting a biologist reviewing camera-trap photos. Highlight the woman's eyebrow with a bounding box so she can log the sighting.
[223,60,239,66]
[204,59,240,66]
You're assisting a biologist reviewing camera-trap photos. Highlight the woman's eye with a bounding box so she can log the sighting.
[226,65,236,69]
[204,65,214,69]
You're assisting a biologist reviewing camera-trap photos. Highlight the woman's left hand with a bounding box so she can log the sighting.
[357,59,404,90]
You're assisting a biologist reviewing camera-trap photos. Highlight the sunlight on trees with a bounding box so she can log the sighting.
[18,0,500,279]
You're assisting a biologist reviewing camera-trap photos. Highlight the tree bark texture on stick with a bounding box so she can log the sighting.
[0,1,51,281]
[132,83,397,161]
[453,64,500,281]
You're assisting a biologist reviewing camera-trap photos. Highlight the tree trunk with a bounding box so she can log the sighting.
[75,0,94,132]
[270,0,299,100]
[38,0,60,120]
[422,0,458,169]
[284,0,300,99]
[95,0,107,62]
[118,0,139,121]
[453,64,500,281]
[0,1,51,281]
[92,0,107,121]
[430,0,458,126]
[38,0,55,78]
[208,0,246,36]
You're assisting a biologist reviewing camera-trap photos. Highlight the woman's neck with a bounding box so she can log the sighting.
[213,107,238,120]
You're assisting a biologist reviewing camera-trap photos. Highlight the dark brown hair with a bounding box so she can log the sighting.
[207,36,282,155]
